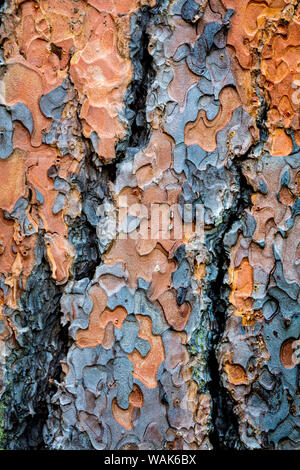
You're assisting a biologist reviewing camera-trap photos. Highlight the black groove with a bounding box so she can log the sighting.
[1,243,69,449]
[207,164,252,450]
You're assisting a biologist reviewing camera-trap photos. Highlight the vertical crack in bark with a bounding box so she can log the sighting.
[204,2,275,446]
[206,32,274,445]
[0,241,69,449]
[206,163,252,450]
[118,4,157,153]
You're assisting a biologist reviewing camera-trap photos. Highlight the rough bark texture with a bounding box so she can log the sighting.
[0,0,299,450]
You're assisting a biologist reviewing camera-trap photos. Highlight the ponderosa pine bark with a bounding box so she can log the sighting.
[0,0,299,450]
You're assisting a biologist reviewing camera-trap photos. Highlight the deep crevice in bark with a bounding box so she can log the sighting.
[1,242,69,449]
[69,153,108,282]
[207,59,270,448]
[115,2,158,163]
[207,163,252,450]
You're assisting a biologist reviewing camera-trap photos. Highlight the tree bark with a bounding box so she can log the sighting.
[0,0,299,450]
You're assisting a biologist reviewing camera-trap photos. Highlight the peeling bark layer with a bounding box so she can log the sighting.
[0,0,299,450]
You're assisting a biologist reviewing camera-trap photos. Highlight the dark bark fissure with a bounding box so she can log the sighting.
[116,3,158,162]
[0,1,5,16]
[207,71,270,449]
[69,0,159,275]
[101,3,157,187]
[125,6,155,150]
[1,243,69,449]
[207,163,253,450]
[69,153,107,282]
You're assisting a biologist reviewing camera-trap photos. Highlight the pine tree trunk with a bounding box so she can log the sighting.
[0,0,299,450]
